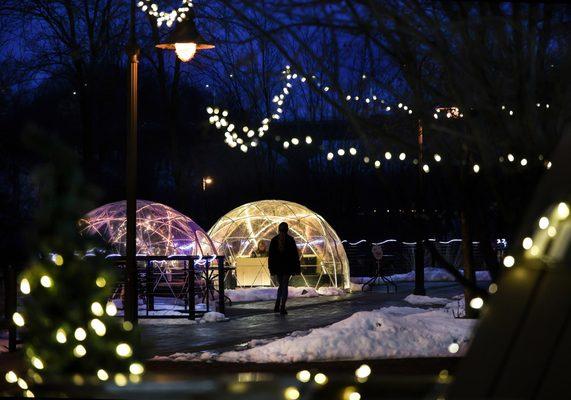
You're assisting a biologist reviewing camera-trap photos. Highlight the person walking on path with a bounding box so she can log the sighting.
[268,222,301,314]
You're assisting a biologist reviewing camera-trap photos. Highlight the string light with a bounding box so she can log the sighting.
[137,0,194,28]
[284,387,300,400]
[296,370,311,383]
[40,275,53,288]
[522,237,533,250]
[73,345,87,358]
[116,343,133,358]
[314,373,328,385]
[503,255,515,268]
[97,369,109,381]
[91,302,104,317]
[448,342,460,354]
[74,327,87,341]
[469,297,484,309]
[12,312,25,327]
[20,278,31,295]
[56,328,67,343]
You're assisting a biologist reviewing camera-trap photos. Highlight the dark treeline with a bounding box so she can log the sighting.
[0,1,569,262]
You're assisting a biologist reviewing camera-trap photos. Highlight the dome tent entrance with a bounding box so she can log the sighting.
[208,200,350,289]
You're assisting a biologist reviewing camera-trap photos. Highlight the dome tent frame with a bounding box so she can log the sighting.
[208,200,350,289]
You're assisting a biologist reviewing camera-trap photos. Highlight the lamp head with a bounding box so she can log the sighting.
[156,11,214,62]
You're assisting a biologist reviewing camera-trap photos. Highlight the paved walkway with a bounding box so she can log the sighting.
[141,282,465,357]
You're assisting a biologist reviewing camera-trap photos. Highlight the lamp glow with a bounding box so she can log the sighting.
[174,42,197,62]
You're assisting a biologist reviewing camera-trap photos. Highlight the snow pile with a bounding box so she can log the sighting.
[225,286,342,303]
[404,294,450,306]
[201,311,227,322]
[153,303,476,363]
[351,268,491,284]
[317,287,346,296]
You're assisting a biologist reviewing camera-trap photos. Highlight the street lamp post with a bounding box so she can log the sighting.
[124,3,214,325]
[413,119,426,295]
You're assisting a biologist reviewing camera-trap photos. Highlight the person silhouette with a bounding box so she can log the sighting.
[268,222,301,314]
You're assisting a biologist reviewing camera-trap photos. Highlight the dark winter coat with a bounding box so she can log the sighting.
[268,234,301,275]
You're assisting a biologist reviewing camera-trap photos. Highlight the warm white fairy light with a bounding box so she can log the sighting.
[384,152,392,160]
[399,152,406,161]
[97,369,109,381]
[56,328,67,343]
[434,154,441,162]
[349,147,357,156]
[337,149,345,156]
[31,357,44,370]
[105,302,118,317]
[469,297,484,309]
[503,255,515,268]
[305,136,312,144]
[90,319,107,336]
[12,312,25,327]
[137,0,194,28]
[296,370,311,382]
[40,275,53,288]
[355,364,371,379]
[314,373,328,385]
[507,154,515,162]
[473,164,480,173]
[74,327,87,341]
[91,302,104,317]
[284,387,300,400]
[374,160,381,169]
[538,217,549,230]
[448,342,460,354]
[73,345,87,358]
[5,371,17,383]
[327,152,334,161]
[522,237,533,250]
[557,202,569,219]
[423,164,430,173]
[116,343,133,358]
[20,278,31,295]
[520,158,528,166]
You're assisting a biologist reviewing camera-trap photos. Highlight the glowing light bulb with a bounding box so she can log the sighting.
[305,136,312,144]
[538,217,549,230]
[296,370,311,382]
[174,42,197,62]
[90,319,107,336]
[423,164,430,173]
[503,255,515,268]
[473,164,480,173]
[448,342,460,354]
[363,157,370,164]
[20,279,31,294]
[40,275,53,288]
[399,152,406,161]
[314,373,328,385]
[355,364,371,378]
[469,297,484,309]
[327,152,334,161]
[73,345,87,358]
[284,387,300,400]
[557,202,570,219]
[96,277,106,287]
[5,371,17,383]
[384,152,392,160]
[522,237,533,250]
[12,312,25,327]
[337,149,345,156]
[31,357,44,370]
[74,327,87,341]
[106,302,118,316]
[114,373,128,387]
[116,343,133,358]
[56,328,67,343]
[97,369,109,381]
[91,302,104,316]
[129,363,145,375]
[434,154,441,162]
[349,147,357,156]
[374,160,381,169]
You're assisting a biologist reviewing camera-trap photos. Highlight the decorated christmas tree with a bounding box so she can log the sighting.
[6,133,143,397]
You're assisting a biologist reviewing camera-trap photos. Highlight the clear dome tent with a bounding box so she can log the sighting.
[208,200,350,289]
[79,200,216,256]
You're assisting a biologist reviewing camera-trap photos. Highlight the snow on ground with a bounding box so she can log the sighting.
[140,312,228,325]
[225,286,347,303]
[153,300,476,363]
[351,267,491,284]
[404,294,450,306]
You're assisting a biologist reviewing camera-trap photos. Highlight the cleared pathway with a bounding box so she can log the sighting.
[141,282,465,357]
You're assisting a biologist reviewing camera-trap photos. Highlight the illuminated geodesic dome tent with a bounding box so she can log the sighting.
[79,200,216,256]
[208,200,350,289]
